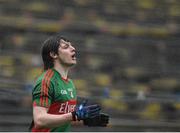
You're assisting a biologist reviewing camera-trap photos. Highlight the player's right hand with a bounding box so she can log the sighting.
[83,113,109,127]
[72,100,101,121]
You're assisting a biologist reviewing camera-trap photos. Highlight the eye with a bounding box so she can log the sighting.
[61,43,69,49]
[64,43,69,49]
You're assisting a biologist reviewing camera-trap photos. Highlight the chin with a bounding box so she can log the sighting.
[72,60,77,65]
[67,62,76,67]
[72,62,77,66]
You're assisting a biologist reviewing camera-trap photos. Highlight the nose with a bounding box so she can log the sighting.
[70,45,76,51]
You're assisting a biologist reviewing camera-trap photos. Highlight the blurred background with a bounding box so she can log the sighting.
[0,0,180,131]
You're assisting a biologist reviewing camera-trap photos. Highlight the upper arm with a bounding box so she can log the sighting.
[32,78,54,108]
[32,75,54,126]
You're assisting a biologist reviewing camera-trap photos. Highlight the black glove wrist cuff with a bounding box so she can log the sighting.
[71,111,76,121]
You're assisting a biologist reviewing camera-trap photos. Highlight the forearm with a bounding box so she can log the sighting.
[34,112,73,129]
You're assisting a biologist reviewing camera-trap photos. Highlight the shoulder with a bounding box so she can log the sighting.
[36,69,56,84]
[33,69,56,93]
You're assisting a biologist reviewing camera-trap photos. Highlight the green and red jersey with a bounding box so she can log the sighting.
[31,68,77,132]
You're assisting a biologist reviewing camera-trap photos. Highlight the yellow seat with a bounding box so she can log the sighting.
[140,103,161,120]
[73,79,88,90]
[150,78,178,90]
[94,73,112,87]
[101,98,128,111]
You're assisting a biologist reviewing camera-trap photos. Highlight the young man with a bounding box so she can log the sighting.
[30,34,109,132]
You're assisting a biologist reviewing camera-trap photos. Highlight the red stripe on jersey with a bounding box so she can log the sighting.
[40,69,53,107]
[33,101,37,106]
[31,127,50,132]
[45,71,54,106]
[40,70,49,106]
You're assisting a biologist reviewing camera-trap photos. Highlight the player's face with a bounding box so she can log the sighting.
[57,39,77,67]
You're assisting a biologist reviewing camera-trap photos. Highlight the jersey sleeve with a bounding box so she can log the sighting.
[32,77,54,108]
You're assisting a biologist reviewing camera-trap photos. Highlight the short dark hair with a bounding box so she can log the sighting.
[41,34,70,70]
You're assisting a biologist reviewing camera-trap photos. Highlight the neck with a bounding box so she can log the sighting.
[54,63,69,79]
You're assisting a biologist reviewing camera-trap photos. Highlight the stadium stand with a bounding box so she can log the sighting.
[0,0,180,131]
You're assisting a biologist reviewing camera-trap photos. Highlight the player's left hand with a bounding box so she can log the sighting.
[83,113,109,127]
[72,99,101,121]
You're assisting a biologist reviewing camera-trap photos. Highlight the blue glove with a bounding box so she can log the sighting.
[72,100,101,121]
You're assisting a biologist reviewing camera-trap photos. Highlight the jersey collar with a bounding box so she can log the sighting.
[52,68,69,82]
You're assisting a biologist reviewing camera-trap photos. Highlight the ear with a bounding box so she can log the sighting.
[50,52,58,59]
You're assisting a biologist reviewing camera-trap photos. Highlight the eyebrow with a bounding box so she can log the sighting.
[60,39,71,45]
[59,41,73,49]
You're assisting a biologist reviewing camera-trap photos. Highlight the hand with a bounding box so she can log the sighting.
[83,113,109,127]
[72,100,101,121]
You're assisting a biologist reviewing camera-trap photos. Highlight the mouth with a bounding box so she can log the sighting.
[71,53,76,60]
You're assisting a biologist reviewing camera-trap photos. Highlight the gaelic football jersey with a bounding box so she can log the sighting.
[32,68,77,132]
